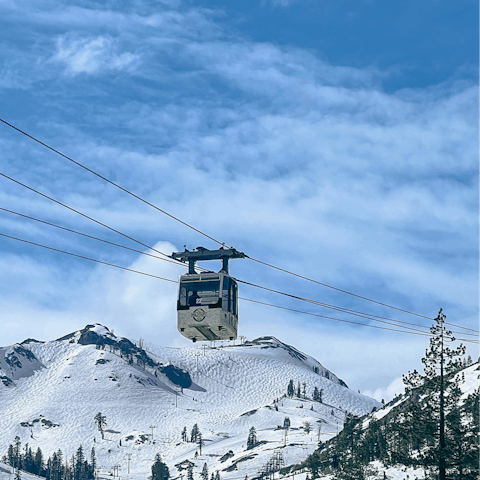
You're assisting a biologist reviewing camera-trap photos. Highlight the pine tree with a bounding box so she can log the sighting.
[89,448,96,480]
[7,444,15,468]
[150,454,169,480]
[200,463,208,480]
[190,424,199,443]
[74,447,86,480]
[22,444,34,473]
[34,448,44,476]
[214,472,220,480]
[454,390,479,478]
[13,437,21,469]
[93,413,107,440]
[303,421,312,434]
[197,432,204,456]
[302,382,307,399]
[187,465,194,480]
[181,426,188,442]
[296,383,301,398]
[14,469,21,480]
[403,309,467,480]
[246,427,258,450]
[287,379,294,397]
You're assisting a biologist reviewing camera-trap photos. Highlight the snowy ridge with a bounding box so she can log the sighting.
[0,345,45,386]
[0,324,380,479]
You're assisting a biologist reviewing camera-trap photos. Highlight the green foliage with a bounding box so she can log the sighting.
[200,463,208,480]
[3,439,96,480]
[150,454,169,480]
[287,379,295,397]
[300,310,479,480]
[93,413,106,440]
[246,426,258,450]
[190,423,199,443]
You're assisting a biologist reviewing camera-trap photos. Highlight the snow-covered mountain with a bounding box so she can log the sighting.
[0,324,380,479]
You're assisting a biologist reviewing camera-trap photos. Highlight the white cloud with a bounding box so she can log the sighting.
[262,0,299,7]
[52,35,139,75]
[0,0,477,396]
[363,376,405,403]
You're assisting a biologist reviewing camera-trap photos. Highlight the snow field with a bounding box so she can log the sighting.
[0,329,380,479]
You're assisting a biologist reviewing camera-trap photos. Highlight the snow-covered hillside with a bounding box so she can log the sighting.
[0,325,380,479]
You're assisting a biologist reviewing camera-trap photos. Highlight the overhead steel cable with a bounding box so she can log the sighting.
[242,298,479,344]
[236,278,480,336]
[1,198,478,337]
[4,231,479,344]
[0,232,177,283]
[0,172,188,269]
[236,279,477,337]
[245,255,435,321]
[0,118,225,246]
[0,206,462,335]
[0,119,449,323]
[0,206,184,267]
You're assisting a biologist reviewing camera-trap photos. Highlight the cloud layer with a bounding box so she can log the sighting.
[0,0,477,399]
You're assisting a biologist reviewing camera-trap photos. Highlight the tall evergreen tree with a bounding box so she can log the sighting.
[13,437,21,469]
[89,448,96,480]
[34,447,44,476]
[187,465,194,480]
[246,427,258,450]
[150,454,169,480]
[200,463,208,480]
[93,413,107,440]
[403,309,467,480]
[287,379,294,397]
[74,446,87,480]
[181,427,188,442]
[197,432,204,456]
[190,424,199,443]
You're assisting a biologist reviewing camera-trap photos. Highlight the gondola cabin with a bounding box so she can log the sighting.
[177,272,238,342]
[171,247,245,343]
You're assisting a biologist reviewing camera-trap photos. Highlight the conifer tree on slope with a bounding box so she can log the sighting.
[403,309,469,480]
[150,454,169,480]
[246,427,258,450]
[197,431,205,456]
[287,379,295,397]
[90,448,96,479]
[34,447,44,476]
[93,413,107,440]
[191,424,199,443]
[200,463,208,480]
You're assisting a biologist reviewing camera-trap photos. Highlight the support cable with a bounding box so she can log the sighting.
[0,119,224,245]
[0,172,187,268]
[0,231,478,344]
[1,201,477,336]
[0,207,182,267]
[0,119,457,324]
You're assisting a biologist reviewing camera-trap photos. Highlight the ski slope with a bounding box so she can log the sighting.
[0,325,380,479]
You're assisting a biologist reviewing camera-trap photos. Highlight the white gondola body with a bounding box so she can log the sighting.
[176,272,238,342]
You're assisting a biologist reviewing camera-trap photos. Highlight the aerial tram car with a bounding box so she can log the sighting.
[171,247,245,342]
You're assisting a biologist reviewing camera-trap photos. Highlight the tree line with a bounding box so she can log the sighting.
[2,437,96,480]
[298,310,479,480]
[286,380,323,402]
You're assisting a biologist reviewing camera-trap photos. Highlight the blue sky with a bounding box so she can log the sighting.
[0,0,478,400]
